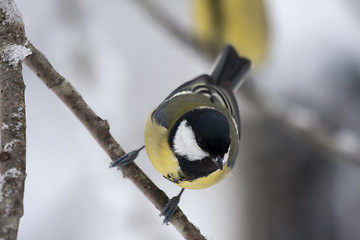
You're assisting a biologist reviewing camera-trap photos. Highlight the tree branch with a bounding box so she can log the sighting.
[0,1,28,239]
[134,0,360,165]
[23,41,205,240]
[241,82,360,165]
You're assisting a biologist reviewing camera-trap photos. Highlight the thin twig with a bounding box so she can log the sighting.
[23,41,206,240]
[134,0,360,165]
[0,1,27,239]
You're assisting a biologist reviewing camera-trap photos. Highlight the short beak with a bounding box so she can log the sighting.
[213,156,223,170]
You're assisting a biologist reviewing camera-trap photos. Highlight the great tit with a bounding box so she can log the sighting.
[111,45,251,224]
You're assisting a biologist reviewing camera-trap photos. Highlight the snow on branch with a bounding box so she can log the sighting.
[0,1,27,239]
[1,43,32,68]
[0,0,23,25]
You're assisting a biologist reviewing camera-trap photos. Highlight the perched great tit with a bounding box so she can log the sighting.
[111,45,251,224]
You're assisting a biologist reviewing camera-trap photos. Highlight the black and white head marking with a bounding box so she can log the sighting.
[169,108,231,179]
[173,120,210,161]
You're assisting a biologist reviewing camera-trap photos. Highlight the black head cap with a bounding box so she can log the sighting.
[168,108,231,180]
[172,108,230,157]
[191,108,230,156]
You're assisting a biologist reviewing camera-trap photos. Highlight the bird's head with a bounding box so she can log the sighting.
[169,107,231,179]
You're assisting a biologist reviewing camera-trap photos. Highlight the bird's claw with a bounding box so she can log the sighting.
[160,195,180,225]
[160,188,184,225]
[109,146,144,169]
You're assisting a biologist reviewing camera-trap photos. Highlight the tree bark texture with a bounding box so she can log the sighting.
[0,1,27,239]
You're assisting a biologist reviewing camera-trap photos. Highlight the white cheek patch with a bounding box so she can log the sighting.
[173,120,209,161]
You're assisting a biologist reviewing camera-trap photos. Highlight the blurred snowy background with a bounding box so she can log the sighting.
[14,0,360,239]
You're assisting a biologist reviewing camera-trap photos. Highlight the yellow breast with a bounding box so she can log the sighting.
[144,113,232,190]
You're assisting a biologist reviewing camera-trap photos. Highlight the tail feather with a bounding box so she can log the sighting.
[211,45,251,91]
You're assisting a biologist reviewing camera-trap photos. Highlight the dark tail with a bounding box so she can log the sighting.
[210,45,251,91]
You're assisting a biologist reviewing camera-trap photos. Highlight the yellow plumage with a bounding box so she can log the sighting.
[193,0,268,65]
[145,113,232,189]
[144,93,238,189]
[144,114,180,179]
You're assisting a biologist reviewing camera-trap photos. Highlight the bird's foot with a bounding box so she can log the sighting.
[109,146,144,169]
[160,188,185,225]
